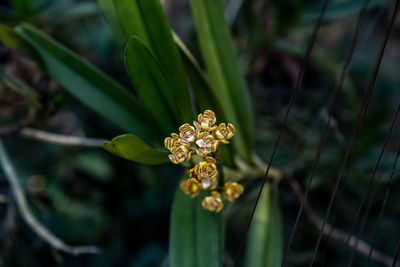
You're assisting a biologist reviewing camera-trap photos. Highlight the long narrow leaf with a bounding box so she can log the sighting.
[173,33,235,166]
[124,37,179,134]
[173,32,225,121]
[99,0,195,123]
[244,183,283,267]
[190,0,254,162]
[14,23,163,146]
[170,187,224,267]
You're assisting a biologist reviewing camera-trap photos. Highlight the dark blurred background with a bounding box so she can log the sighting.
[0,0,399,266]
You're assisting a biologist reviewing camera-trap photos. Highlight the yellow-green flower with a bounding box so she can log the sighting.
[180,179,200,198]
[223,182,244,202]
[190,157,218,190]
[195,132,219,157]
[202,191,223,213]
[179,123,198,143]
[197,110,216,131]
[194,157,218,179]
[213,123,235,144]
[164,110,244,212]
[169,145,192,164]
[164,133,179,150]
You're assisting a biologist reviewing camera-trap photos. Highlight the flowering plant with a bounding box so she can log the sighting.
[0,0,281,266]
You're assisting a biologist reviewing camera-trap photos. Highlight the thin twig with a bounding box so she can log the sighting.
[234,0,332,265]
[0,138,101,255]
[19,127,106,147]
[309,0,373,263]
[286,179,398,267]
[344,0,400,261]
[393,240,400,267]
[366,149,400,266]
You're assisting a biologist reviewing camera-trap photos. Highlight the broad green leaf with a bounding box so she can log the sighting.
[0,23,39,60]
[244,183,283,267]
[170,187,224,267]
[103,134,169,165]
[190,0,254,163]
[124,37,179,133]
[0,65,41,109]
[14,23,163,146]
[109,0,148,44]
[98,0,195,123]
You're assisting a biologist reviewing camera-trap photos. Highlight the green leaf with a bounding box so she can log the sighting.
[98,0,195,123]
[173,32,225,121]
[0,23,39,60]
[190,0,254,163]
[14,23,163,146]
[170,187,224,267]
[244,183,283,267]
[0,65,41,109]
[109,0,148,43]
[103,134,169,165]
[173,32,235,167]
[124,37,179,133]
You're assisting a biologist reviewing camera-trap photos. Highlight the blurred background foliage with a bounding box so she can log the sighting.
[0,0,399,266]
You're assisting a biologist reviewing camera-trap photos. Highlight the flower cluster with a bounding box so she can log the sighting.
[165,110,243,212]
